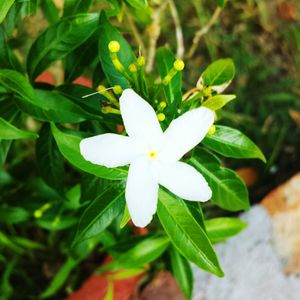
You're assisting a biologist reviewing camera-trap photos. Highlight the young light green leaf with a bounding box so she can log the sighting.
[0,0,15,23]
[51,124,127,181]
[73,186,125,245]
[203,125,266,162]
[157,189,224,277]
[98,13,136,88]
[202,58,235,86]
[202,94,236,111]
[27,13,99,80]
[120,205,131,228]
[190,148,250,211]
[205,217,247,243]
[0,117,38,140]
[170,246,194,300]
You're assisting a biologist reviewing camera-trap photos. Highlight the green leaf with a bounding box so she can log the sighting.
[51,123,127,180]
[202,94,236,111]
[202,58,235,86]
[157,189,224,277]
[40,257,79,299]
[73,185,125,245]
[0,0,15,23]
[190,148,250,211]
[120,205,131,228]
[170,246,194,300]
[27,13,99,80]
[0,117,38,140]
[21,0,38,16]
[98,13,136,88]
[0,207,30,224]
[217,0,225,8]
[203,125,266,162]
[36,124,65,194]
[156,47,182,108]
[63,0,92,17]
[41,0,60,24]
[102,235,170,271]
[205,217,247,243]
[0,69,99,123]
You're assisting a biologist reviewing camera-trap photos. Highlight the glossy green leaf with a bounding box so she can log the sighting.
[157,189,224,277]
[21,0,38,16]
[27,13,99,80]
[63,0,92,17]
[120,205,131,228]
[170,246,194,300]
[0,69,99,123]
[203,125,266,162]
[73,185,125,245]
[41,0,60,24]
[205,217,247,243]
[190,148,250,211]
[156,47,182,108]
[98,13,136,88]
[202,58,235,86]
[102,235,170,271]
[51,124,127,180]
[0,117,38,140]
[202,94,236,111]
[36,124,65,194]
[0,0,15,23]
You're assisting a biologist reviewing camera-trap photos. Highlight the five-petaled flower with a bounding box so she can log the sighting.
[80,89,214,227]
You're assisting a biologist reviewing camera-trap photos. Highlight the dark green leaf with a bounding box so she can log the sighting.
[190,148,250,211]
[0,207,30,224]
[205,217,247,243]
[27,13,99,80]
[157,189,224,277]
[63,0,92,17]
[202,58,235,86]
[41,0,60,24]
[98,13,136,88]
[73,185,125,245]
[36,124,65,194]
[0,117,38,140]
[203,125,266,162]
[170,246,194,300]
[51,123,127,180]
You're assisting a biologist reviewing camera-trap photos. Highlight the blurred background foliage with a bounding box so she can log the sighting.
[0,0,300,299]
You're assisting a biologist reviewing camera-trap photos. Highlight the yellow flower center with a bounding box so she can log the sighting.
[148,150,157,159]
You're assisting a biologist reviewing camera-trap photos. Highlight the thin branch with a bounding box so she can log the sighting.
[168,0,184,58]
[146,1,168,73]
[124,7,146,57]
[187,7,222,58]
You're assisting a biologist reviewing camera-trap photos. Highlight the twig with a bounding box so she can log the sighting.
[124,7,146,57]
[187,7,222,58]
[146,1,168,73]
[168,0,184,58]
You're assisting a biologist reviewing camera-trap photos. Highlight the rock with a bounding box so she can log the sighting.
[193,173,300,300]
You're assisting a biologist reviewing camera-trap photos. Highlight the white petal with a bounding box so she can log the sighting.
[160,107,214,162]
[80,133,143,168]
[158,161,212,201]
[126,157,158,227]
[119,89,163,146]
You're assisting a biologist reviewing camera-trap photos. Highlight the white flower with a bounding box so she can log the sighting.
[80,89,214,227]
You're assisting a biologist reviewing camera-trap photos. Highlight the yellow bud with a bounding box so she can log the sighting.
[113,85,123,95]
[108,40,120,53]
[34,210,42,218]
[159,101,167,109]
[137,56,145,67]
[97,85,107,94]
[129,63,137,73]
[163,74,172,85]
[207,124,216,135]
[157,113,165,122]
[173,59,185,71]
